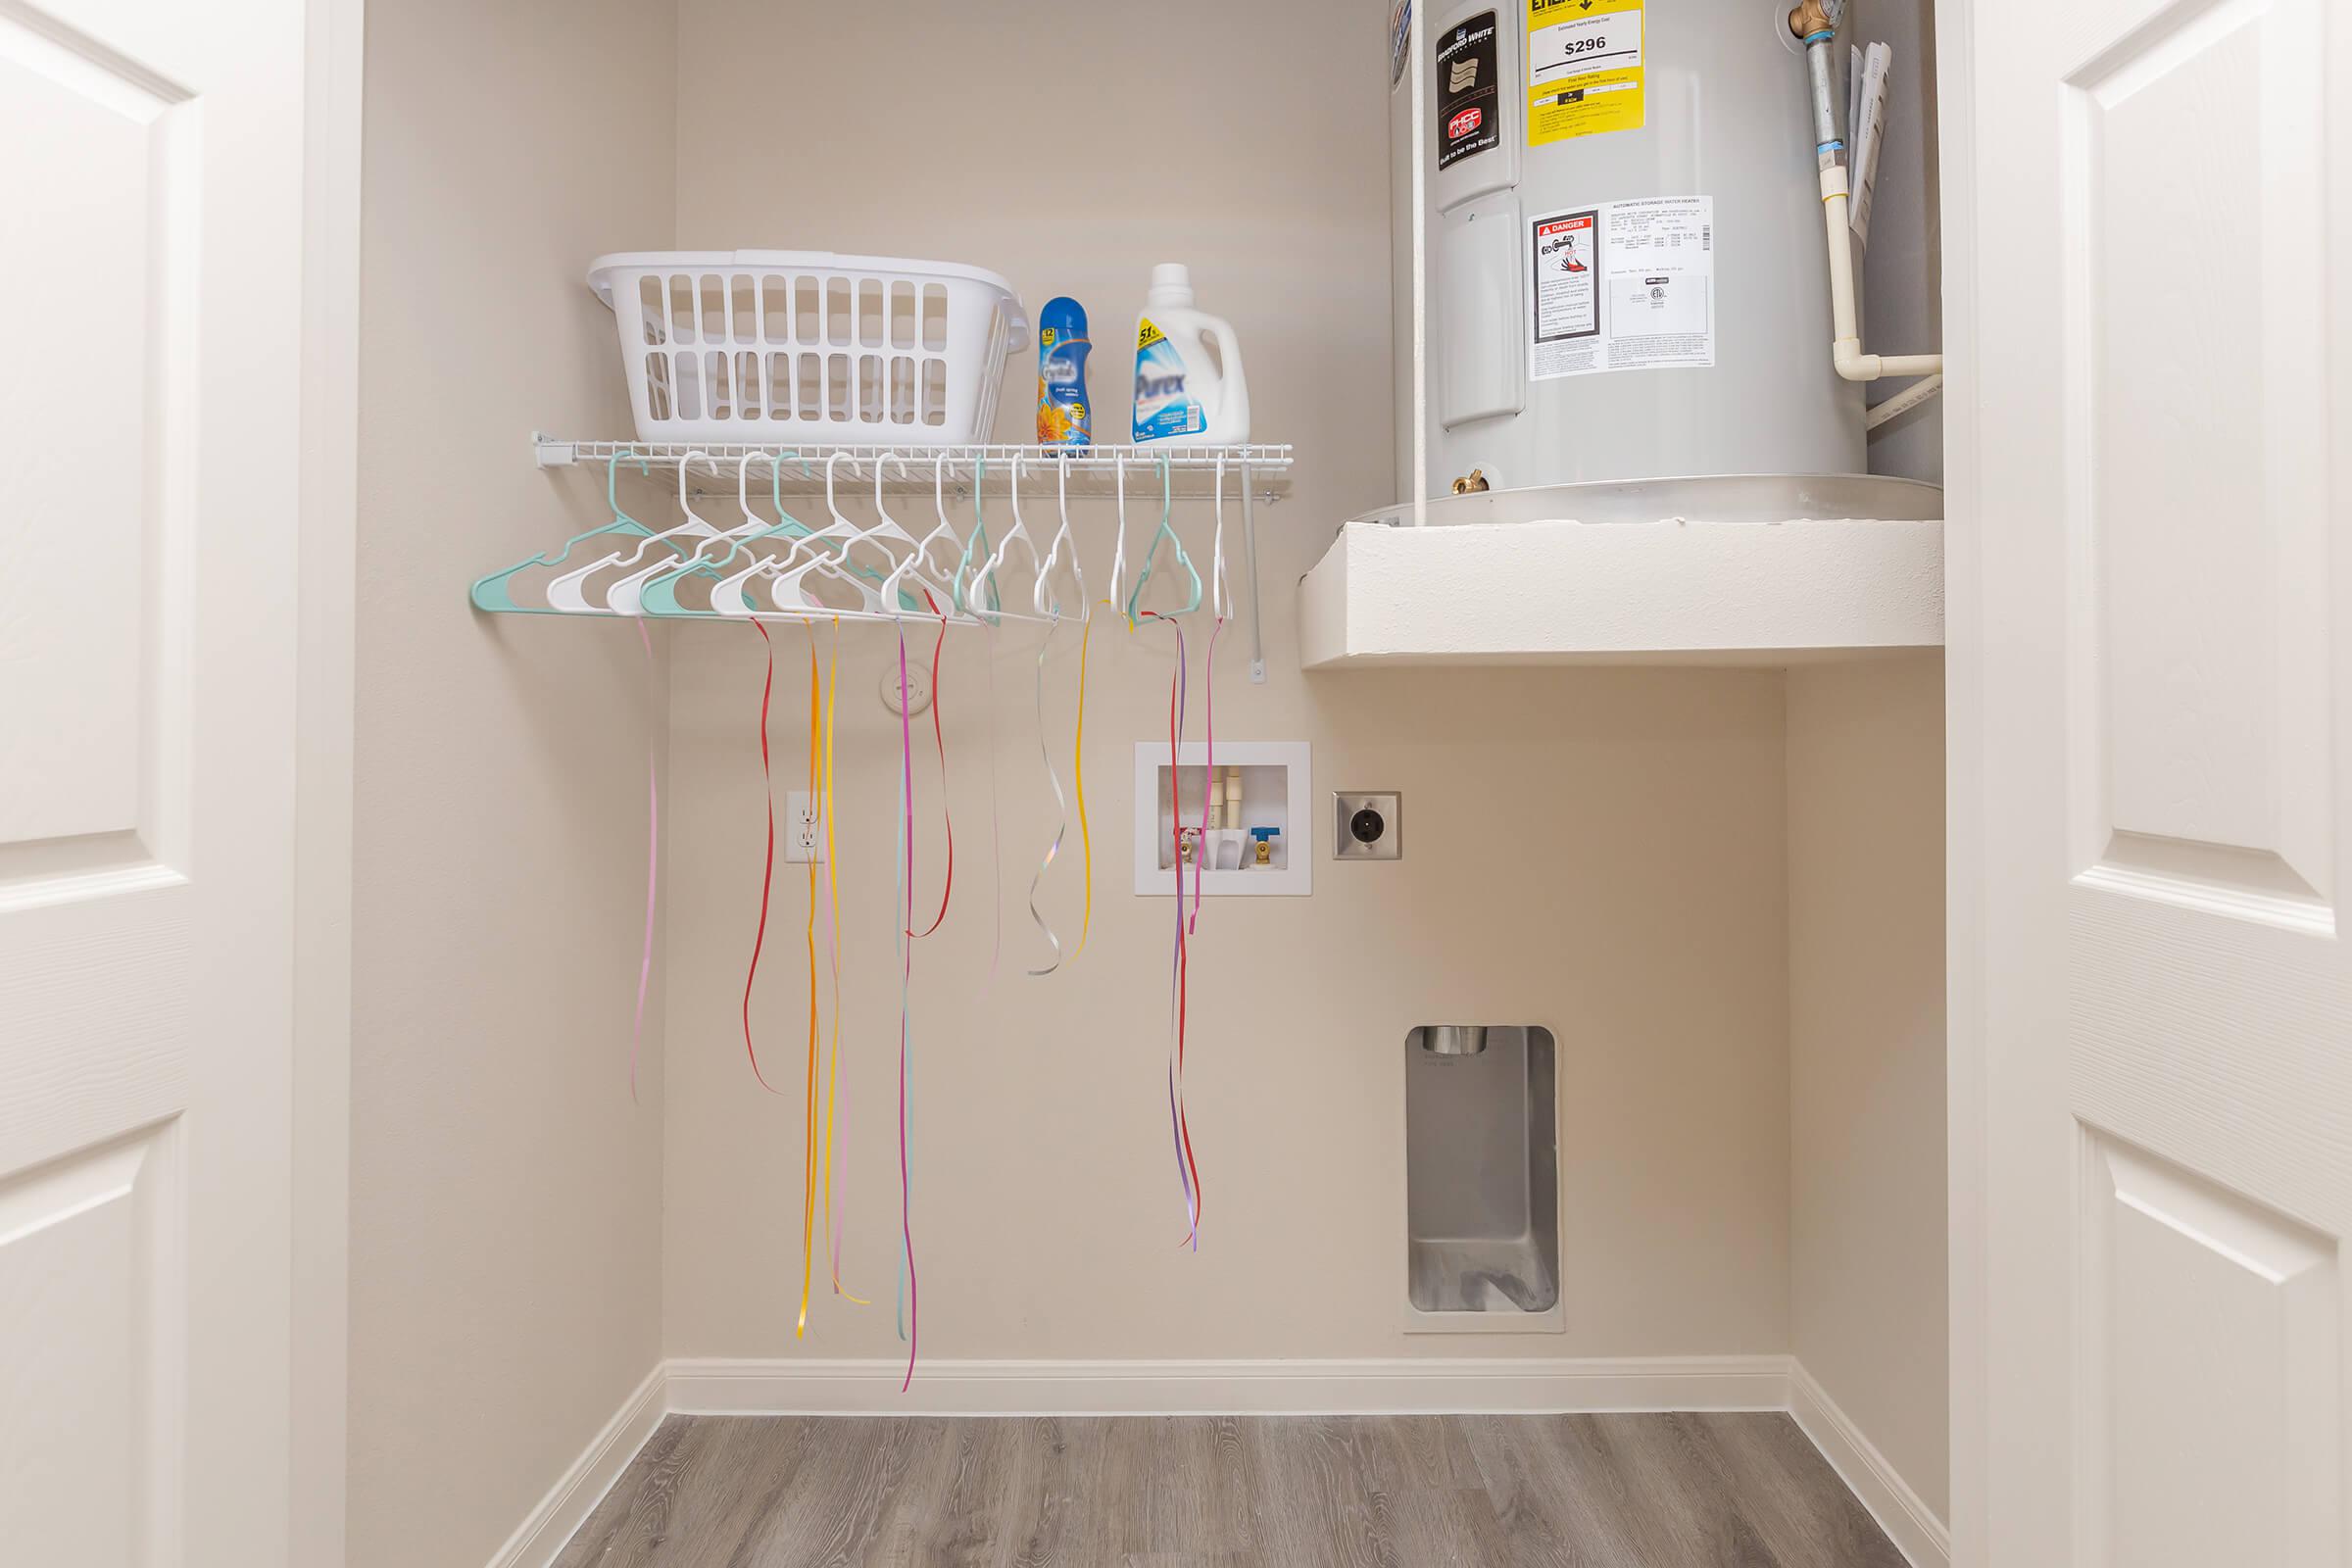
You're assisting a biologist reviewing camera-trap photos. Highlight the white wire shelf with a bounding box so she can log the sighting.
[531,435,1294,499]
[516,433,1290,683]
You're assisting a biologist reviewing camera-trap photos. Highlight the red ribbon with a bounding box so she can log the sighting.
[741,623,784,1095]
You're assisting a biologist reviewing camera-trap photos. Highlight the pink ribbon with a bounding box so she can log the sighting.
[632,621,657,1102]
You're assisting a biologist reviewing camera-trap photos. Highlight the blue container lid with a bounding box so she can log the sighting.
[1039,295,1088,347]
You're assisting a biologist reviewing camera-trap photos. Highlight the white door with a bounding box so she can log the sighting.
[1958,0,2351,1561]
[0,3,312,1565]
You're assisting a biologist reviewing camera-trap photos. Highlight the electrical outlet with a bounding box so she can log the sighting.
[1333,791,1401,859]
[783,790,824,862]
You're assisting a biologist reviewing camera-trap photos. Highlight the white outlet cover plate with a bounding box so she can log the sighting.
[782,790,824,862]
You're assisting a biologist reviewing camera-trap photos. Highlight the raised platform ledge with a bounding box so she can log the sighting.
[1298,516,1944,669]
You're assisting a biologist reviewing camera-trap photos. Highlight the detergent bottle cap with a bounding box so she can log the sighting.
[1147,263,1195,308]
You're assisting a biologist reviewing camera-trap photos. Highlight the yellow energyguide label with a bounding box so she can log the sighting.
[1526,0,1643,146]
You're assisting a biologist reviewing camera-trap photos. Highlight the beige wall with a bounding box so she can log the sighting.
[1788,656,1949,1519]
[348,5,675,1566]
[660,0,1793,1364]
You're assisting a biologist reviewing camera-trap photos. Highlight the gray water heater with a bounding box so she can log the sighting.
[1390,0,1862,501]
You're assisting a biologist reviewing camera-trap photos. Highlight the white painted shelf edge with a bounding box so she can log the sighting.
[1298,517,1944,669]
[531,435,1295,497]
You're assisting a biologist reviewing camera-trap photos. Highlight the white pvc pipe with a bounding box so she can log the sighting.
[1818,163,1942,383]
[1865,370,1943,429]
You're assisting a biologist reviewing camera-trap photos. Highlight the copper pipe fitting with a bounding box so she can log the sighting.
[1788,0,1838,38]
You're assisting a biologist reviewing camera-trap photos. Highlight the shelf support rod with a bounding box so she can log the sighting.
[1242,455,1266,683]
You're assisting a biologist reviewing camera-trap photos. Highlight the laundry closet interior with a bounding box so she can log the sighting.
[353,0,1950,1563]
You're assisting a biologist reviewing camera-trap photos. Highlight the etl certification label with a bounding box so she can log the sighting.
[1526,0,1643,145]
[1530,194,1713,380]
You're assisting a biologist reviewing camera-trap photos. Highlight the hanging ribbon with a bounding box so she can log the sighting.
[797,631,822,1338]
[894,629,921,1391]
[632,622,658,1102]
[1191,615,1225,934]
[1070,602,1098,960]
[1140,612,1202,1249]
[1025,615,1068,976]
[909,591,954,939]
[817,619,867,1304]
[969,624,1004,999]
[740,624,785,1095]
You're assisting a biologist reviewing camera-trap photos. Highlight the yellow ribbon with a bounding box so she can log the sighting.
[819,619,868,1304]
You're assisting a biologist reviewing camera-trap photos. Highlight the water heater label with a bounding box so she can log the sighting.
[1526,0,1643,144]
[1529,194,1713,380]
[1435,10,1501,169]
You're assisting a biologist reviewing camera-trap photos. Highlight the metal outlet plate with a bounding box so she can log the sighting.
[1333,791,1401,859]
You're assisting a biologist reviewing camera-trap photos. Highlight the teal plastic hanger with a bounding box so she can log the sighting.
[649,450,918,617]
[953,455,1002,622]
[1125,455,1202,621]
[639,450,814,617]
[470,449,673,613]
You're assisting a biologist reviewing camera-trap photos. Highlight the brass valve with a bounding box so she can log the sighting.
[1788,0,1840,37]
[1449,468,1491,495]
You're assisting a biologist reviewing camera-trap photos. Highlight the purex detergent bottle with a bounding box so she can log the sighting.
[1131,264,1250,444]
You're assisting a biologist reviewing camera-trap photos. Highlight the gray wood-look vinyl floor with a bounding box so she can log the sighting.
[550,1412,1907,1568]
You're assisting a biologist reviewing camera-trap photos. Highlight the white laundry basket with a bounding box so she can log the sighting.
[587,251,1027,446]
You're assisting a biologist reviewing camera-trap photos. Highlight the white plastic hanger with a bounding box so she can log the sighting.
[710,452,881,618]
[871,455,968,616]
[765,451,895,616]
[967,451,1043,618]
[545,447,728,613]
[917,452,968,582]
[1034,453,1087,617]
[857,454,922,570]
[1208,450,1233,620]
[609,450,786,614]
[1105,454,1132,616]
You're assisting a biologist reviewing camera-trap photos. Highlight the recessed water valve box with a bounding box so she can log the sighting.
[1133,740,1312,897]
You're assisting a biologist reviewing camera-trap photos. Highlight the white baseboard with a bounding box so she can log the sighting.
[503,1354,1946,1568]
[482,1363,666,1568]
[1788,1359,1951,1568]
[664,1353,1791,1417]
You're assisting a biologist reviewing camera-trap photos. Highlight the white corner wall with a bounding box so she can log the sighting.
[1788,656,1949,1526]
[348,4,676,1566]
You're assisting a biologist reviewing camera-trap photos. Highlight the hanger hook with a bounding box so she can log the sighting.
[1109,451,1130,618]
[875,449,911,525]
[675,449,719,531]
[608,446,650,517]
[824,449,849,527]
